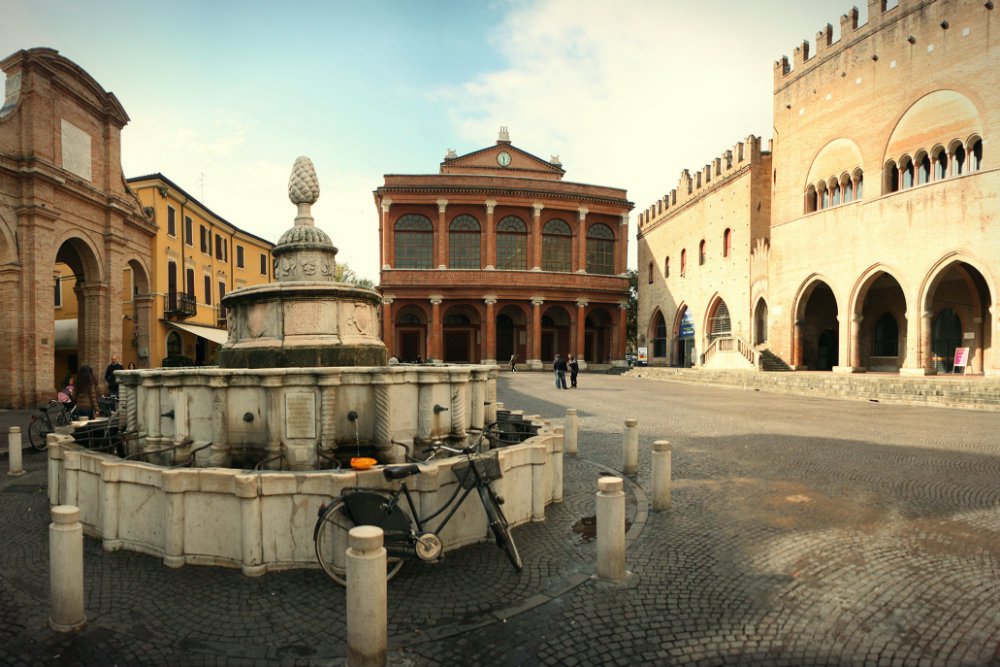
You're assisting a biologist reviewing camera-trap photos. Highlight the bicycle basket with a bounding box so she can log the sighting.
[452,453,502,489]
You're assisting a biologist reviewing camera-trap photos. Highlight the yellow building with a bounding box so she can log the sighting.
[124,174,274,367]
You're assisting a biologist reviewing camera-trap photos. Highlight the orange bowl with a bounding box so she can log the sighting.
[350,457,377,471]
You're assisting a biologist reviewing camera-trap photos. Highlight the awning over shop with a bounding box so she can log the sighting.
[165,321,229,345]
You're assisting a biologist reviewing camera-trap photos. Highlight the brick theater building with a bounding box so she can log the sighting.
[376,129,633,370]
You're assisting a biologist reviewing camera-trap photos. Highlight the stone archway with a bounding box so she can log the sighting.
[496,304,527,365]
[540,305,572,363]
[794,279,839,371]
[672,304,695,368]
[123,258,153,368]
[649,310,667,362]
[922,259,993,374]
[395,305,428,363]
[442,303,482,363]
[853,270,908,371]
[584,306,614,364]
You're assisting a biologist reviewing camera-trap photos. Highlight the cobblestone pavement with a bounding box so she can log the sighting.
[2,372,999,666]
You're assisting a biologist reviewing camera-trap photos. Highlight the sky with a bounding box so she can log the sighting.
[1,0,869,282]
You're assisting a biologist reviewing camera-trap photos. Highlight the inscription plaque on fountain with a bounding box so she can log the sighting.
[284,393,316,439]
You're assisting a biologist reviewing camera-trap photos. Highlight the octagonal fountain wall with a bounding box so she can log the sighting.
[45,156,564,575]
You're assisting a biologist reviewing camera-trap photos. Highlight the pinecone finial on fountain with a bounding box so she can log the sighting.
[288,156,320,225]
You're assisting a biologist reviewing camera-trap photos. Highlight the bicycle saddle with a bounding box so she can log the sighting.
[382,463,421,480]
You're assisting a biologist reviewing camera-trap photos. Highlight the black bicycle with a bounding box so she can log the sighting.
[27,400,78,451]
[313,424,522,585]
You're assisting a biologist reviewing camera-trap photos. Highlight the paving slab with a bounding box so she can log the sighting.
[1,372,999,666]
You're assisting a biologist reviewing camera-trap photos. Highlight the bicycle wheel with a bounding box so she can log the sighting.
[478,484,523,572]
[313,499,404,586]
[27,417,51,452]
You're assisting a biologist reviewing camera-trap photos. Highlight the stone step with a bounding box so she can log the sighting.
[625,367,1000,411]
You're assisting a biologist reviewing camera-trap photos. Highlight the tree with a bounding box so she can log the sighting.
[334,263,375,289]
[626,268,638,353]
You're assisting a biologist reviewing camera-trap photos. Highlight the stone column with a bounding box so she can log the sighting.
[346,526,387,667]
[486,369,498,424]
[49,505,86,632]
[374,381,393,459]
[469,369,485,430]
[134,294,153,366]
[623,419,639,475]
[792,319,804,368]
[483,296,497,364]
[380,199,392,270]
[381,297,394,357]
[564,408,578,456]
[484,200,496,270]
[921,310,935,373]
[850,314,863,371]
[617,301,629,365]
[596,477,626,582]
[7,426,24,477]
[652,440,672,510]
[436,199,448,270]
[530,297,543,367]
[617,214,629,275]
[575,299,588,363]
[429,296,443,363]
[531,203,544,271]
[900,307,927,375]
[575,208,588,273]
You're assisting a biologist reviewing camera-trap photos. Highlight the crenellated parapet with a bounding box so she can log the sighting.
[638,135,765,233]
[768,0,981,90]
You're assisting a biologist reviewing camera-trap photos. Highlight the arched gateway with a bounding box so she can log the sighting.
[0,48,155,406]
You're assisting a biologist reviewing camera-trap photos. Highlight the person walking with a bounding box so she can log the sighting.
[568,354,580,388]
[509,353,517,373]
[553,354,568,389]
[104,354,123,397]
[74,365,100,419]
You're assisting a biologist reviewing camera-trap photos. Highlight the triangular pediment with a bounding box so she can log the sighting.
[441,141,565,181]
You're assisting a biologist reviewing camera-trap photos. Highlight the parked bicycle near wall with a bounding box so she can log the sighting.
[27,400,78,451]
[313,423,522,585]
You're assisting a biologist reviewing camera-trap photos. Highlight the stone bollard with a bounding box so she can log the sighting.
[49,505,86,632]
[652,440,672,510]
[623,419,639,475]
[565,408,578,456]
[596,477,626,582]
[346,526,387,667]
[7,426,24,477]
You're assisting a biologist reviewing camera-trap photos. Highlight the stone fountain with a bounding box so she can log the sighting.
[46,157,564,575]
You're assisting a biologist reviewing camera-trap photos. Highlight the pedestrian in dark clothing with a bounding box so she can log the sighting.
[553,354,568,389]
[568,354,579,388]
[104,355,123,396]
[509,354,517,373]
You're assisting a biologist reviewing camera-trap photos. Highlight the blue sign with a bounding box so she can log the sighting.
[679,311,695,338]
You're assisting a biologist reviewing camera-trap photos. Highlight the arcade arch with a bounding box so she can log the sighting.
[672,304,695,367]
[442,303,482,363]
[852,269,907,371]
[921,257,993,374]
[584,306,614,364]
[648,310,667,361]
[794,279,839,370]
[495,304,527,365]
[540,305,572,361]
[395,305,428,362]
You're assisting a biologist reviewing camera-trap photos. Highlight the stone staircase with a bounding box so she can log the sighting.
[623,367,1000,411]
[758,349,792,372]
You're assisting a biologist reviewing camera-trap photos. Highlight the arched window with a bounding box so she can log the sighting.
[664,256,670,278]
[586,223,615,275]
[723,229,732,258]
[885,161,899,193]
[680,249,687,276]
[399,313,422,325]
[842,176,853,203]
[831,179,841,206]
[709,300,732,339]
[647,261,653,284]
[496,216,527,270]
[872,312,899,357]
[541,219,572,272]
[951,142,966,176]
[652,311,667,358]
[394,214,434,269]
[819,183,829,209]
[970,137,983,172]
[855,170,864,199]
[916,151,931,185]
[900,156,914,189]
[448,215,480,269]
[698,239,706,265]
[933,147,948,180]
[754,299,768,345]
[805,185,818,213]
